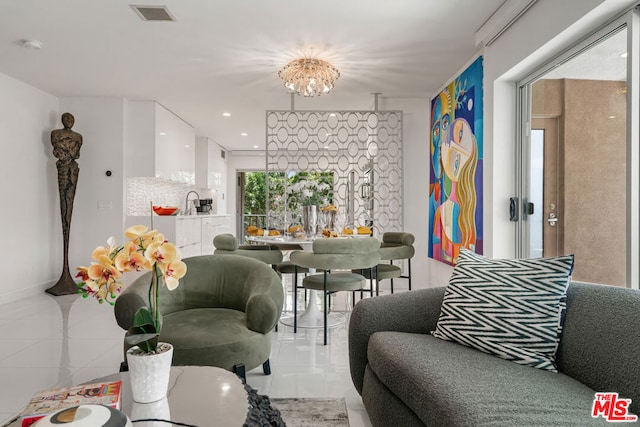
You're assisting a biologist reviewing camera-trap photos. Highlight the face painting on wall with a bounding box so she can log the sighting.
[429,56,483,266]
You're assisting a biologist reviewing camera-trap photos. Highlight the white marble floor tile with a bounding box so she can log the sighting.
[0,339,37,362]
[0,291,372,427]
[0,367,73,413]
[0,339,117,368]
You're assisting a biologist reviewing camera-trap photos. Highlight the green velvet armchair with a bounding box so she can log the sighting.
[114,254,284,381]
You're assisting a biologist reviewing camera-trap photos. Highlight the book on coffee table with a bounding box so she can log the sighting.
[19,380,122,427]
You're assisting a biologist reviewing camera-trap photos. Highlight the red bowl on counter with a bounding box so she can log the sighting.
[152,205,179,216]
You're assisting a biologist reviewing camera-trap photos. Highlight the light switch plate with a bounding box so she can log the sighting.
[97,200,112,211]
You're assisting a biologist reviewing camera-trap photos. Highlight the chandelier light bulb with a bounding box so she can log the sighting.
[278,57,340,97]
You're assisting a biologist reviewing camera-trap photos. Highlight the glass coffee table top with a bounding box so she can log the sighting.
[5,366,250,427]
[103,366,249,426]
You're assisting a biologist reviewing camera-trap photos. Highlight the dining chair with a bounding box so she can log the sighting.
[213,233,283,267]
[379,232,415,293]
[214,233,307,321]
[352,232,415,295]
[290,237,380,345]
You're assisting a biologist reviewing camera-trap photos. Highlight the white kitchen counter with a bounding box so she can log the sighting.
[125,214,230,257]
[174,213,230,218]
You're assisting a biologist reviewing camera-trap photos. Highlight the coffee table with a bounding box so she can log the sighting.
[106,366,249,425]
[5,366,283,426]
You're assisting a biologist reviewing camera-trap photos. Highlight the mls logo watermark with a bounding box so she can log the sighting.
[592,393,638,422]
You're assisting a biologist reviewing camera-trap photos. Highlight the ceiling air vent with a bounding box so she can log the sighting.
[131,5,176,22]
[220,150,226,160]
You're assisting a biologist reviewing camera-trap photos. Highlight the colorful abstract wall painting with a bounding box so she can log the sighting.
[429,56,483,265]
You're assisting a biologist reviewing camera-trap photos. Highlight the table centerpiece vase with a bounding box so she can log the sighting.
[302,205,318,237]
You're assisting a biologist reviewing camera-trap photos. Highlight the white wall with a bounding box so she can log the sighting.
[58,97,126,278]
[0,72,59,303]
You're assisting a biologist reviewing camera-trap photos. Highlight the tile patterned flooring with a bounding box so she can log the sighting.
[0,282,374,426]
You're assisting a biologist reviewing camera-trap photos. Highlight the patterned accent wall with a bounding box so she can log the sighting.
[265,110,403,235]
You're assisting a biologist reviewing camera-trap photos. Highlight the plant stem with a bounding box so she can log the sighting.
[148,269,153,321]
[154,264,160,330]
[150,264,161,331]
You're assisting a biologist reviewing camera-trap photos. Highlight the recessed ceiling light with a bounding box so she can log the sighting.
[620,52,628,58]
[241,132,248,136]
[223,112,231,117]
[609,115,616,119]
[159,132,167,135]
[253,145,259,149]
[185,145,191,148]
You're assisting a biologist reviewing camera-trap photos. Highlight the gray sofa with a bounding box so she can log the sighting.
[349,282,640,426]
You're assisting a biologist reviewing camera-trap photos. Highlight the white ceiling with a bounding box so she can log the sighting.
[0,0,506,151]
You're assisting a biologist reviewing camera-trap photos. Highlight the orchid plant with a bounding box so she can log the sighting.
[76,225,187,353]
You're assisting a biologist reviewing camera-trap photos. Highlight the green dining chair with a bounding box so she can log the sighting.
[290,237,380,345]
[356,231,415,295]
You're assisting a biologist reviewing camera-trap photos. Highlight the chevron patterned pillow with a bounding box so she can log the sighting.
[432,249,574,372]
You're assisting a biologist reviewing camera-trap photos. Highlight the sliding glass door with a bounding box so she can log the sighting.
[517,9,639,288]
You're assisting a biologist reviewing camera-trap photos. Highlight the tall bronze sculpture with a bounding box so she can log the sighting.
[46,113,82,296]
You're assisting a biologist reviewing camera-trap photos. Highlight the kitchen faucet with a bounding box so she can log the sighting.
[185,190,200,215]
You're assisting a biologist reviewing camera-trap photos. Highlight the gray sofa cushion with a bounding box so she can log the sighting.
[367,331,612,426]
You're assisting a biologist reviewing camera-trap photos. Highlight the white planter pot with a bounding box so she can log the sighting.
[126,342,173,403]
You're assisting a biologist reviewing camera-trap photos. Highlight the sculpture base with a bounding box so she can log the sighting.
[46,271,78,296]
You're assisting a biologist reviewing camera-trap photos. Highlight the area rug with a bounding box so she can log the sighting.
[271,398,349,427]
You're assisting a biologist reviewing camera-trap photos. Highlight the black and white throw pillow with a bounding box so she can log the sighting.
[432,249,574,372]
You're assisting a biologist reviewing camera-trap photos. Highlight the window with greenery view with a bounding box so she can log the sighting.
[243,171,334,232]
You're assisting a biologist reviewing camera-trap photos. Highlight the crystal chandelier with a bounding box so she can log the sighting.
[278,58,340,97]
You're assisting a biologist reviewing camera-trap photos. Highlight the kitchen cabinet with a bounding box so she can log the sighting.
[201,215,232,254]
[195,137,227,214]
[175,216,202,258]
[126,101,195,184]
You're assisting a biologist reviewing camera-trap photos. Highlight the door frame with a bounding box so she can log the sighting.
[531,118,561,258]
